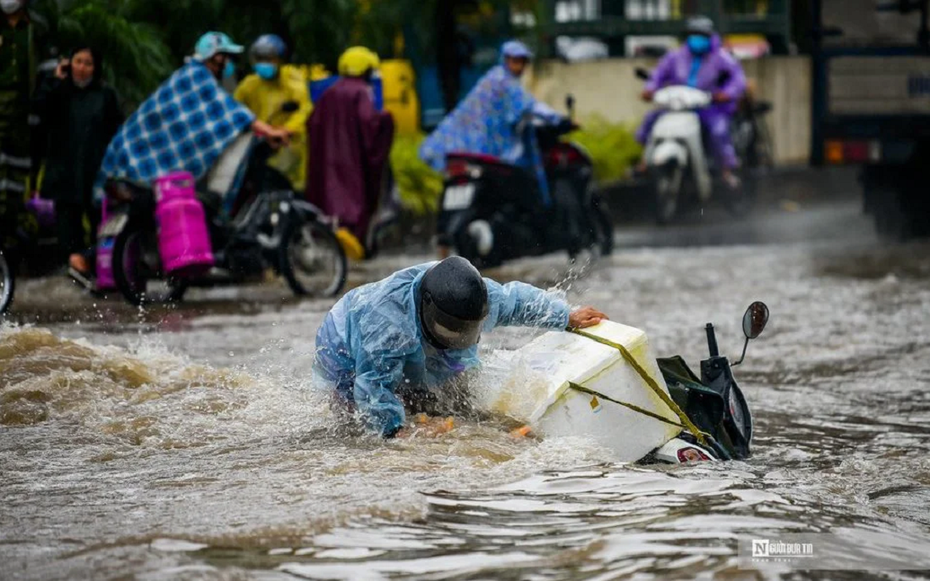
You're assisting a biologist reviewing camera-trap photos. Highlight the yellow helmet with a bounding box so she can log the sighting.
[338,46,380,77]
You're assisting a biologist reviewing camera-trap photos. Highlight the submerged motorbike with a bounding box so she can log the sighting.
[437,97,613,268]
[645,301,769,464]
[103,129,347,306]
[636,69,757,224]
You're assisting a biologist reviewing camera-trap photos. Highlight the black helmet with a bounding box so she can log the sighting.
[418,257,490,350]
[685,15,715,37]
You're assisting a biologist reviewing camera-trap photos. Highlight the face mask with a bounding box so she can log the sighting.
[686,35,711,56]
[253,62,278,80]
[0,0,24,14]
[223,60,236,79]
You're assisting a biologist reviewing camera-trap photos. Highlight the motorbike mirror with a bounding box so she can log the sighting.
[635,67,650,81]
[742,301,769,339]
[565,94,575,118]
[280,101,300,113]
[733,301,769,366]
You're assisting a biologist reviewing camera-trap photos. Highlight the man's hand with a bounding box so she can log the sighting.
[54,58,70,80]
[396,414,455,438]
[641,89,655,102]
[568,307,608,329]
[266,127,290,148]
[712,92,732,104]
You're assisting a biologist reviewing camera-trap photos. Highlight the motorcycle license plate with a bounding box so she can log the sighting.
[99,214,128,237]
[442,184,475,211]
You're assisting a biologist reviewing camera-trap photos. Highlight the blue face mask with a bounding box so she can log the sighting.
[223,60,236,79]
[254,62,278,80]
[686,35,711,56]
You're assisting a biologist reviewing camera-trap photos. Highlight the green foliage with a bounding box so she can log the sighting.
[572,115,642,184]
[33,0,174,106]
[390,134,443,215]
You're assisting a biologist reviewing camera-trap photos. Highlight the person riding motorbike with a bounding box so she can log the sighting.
[234,34,312,190]
[313,256,608,438]
[419,40,565,257]
[636,16,746,188]
[94,31,289,204]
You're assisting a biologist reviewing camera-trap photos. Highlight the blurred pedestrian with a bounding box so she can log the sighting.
[34,45,122,275]
[306,46,394,257]
[0,0,42,257]
[235,34,311,190]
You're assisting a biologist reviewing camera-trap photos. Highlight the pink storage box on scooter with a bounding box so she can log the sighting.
[154,172,214,277]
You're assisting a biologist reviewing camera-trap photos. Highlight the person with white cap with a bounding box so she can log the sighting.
[94,31,289,203]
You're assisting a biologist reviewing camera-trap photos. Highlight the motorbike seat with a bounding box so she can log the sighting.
[447,151,515,169]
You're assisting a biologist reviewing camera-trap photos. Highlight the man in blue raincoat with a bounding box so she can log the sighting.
[314,257,607,437]
[419,40,561,206]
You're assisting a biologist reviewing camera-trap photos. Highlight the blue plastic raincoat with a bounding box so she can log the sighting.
[419,62,553,203]
[314,263,570,436]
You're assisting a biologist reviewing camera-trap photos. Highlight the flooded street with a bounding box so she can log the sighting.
[3,183,930,580]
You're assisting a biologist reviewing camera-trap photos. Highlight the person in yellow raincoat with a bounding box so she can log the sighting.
[234,34,311,190]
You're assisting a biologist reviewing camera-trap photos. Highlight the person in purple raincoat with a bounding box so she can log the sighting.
[636,16,747,187]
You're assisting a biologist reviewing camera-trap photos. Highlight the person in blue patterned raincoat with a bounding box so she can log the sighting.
[419,40,562,206]
[94,32,289,202]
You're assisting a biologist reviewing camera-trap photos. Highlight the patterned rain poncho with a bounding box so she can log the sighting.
[419,65,551,203]
[94,61,255,200]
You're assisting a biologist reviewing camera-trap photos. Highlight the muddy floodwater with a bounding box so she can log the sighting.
[2,193,930,580]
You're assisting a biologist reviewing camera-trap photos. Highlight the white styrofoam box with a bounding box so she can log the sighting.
[485,321,681,461]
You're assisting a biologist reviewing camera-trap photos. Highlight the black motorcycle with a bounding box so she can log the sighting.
[102,132,347,306]
[647,301,769,463]
[436,97,613,268]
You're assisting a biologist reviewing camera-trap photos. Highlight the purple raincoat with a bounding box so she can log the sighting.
[637,36,746,169]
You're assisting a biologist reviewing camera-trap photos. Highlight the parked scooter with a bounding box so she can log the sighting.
[437,96,613,268]
[635,68,756,224]
[103,125,347,306]
[644,301,769,464]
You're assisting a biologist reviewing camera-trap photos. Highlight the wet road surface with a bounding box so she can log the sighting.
[3,169,930,579]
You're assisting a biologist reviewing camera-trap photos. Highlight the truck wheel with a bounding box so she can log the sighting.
[872,186,912,242]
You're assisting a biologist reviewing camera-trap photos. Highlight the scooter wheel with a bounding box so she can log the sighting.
[590,195,614,256]
[112,225,188,306]
[654,164,681,225]
[0,249,14,315]
[279,219,347,297]
[722,169,757,218]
